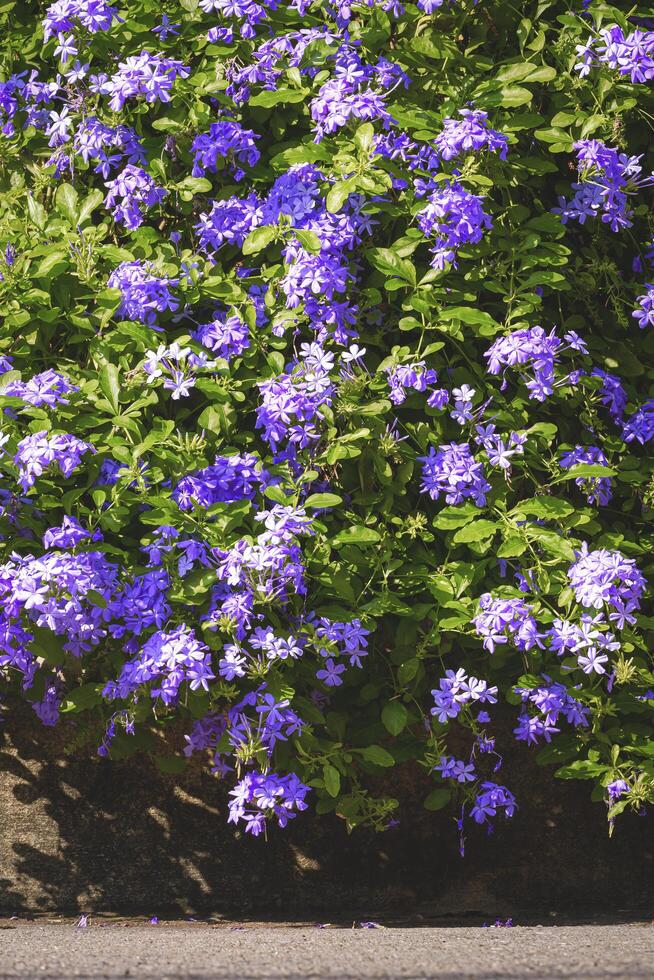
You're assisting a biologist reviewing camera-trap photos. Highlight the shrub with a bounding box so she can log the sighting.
[0,0,653,844]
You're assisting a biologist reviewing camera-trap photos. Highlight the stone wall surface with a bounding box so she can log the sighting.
[1,699,652,918]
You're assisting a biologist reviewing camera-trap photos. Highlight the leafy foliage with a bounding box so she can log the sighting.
[0,0,654,842]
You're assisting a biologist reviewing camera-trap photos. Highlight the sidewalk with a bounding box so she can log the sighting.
[0,922,652,979]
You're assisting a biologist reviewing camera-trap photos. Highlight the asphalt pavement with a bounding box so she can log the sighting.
[0,922,652,979]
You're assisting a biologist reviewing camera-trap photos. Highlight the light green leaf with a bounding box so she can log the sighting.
[55,183,79,225]
[452,519,498,544]
[242,225,277,255]
[332,525,382,547]
[294,229,322,253]
[360,745,395,767]
[381,701,408,736]
[323,764,341,798]
[305,493,343,509]
[367,247,416,286]
[99,362,121,414]
[78,189,105,225]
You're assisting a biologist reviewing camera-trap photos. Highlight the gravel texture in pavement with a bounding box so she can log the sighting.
[0,922,652,980]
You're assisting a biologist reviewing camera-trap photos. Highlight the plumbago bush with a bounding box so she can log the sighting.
[2,0,654,846]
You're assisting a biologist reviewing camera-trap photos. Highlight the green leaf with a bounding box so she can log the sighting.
[354,122,375,153]
[555,760,608,780]
[423,788,451,811]
[553,464,617,483]
[305,492,343,509]
[242,225,276,255]
[367,247,416,286]
[198,403,236,436]
[497,532,528,558]
[78,189,105,225]
[439,307,501,331]
[54,183,79,225]
[86,589,107,609]
[326,177,357,214]
[99,362,121,414]
[175,176,213,195]
[27,195,47,230]
[249,88,307,108]
[516,497,574,519]
[452,519,498,544]
[293,229,322,253]
[323,763,341,797]
[494,85,534,107]
[34,250,69,278]
[30,626,66,666]
[434,503,480,530]
[495,62,556,83]
[381,701,408,736]
[360,745,395,767]
[398,659,419,684]
[60,684,104,713]
[332,525,382,547]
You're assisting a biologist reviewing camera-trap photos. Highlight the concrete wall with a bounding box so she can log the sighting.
[1,699,652,918]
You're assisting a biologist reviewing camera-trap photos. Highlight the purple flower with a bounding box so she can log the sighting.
[100,52,189,112]
[435,755,477,782]
[107,261,179,326]
[316,657,346,686]
[14,431,95,491]
[174,454,269,509]
[435,109,508,161]
[470,781,516,825]
[553,140,652,233]
[419,443,491,506]
[227,770,310,834]
[473,594,545,654]
[191,120,260,178]
[152,15,180,40]
[104,165,167,229]
[559,445,612,505]
[3,369,78,408]
[567,543,646,624]
[417,182,492,270]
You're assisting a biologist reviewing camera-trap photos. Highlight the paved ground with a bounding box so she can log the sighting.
[0,922,652,979]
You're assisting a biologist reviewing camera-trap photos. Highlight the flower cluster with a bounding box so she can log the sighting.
[13,432,94,491]
[98,53,190,111]
[435,109,509,161]
[431,669,498,723]
[420,443,491,506]
[143,343,215,400]
[3,370,78,408]
[107,261,179,325]
[473,595,544,655]
[567,544,646,624]
[104,626,214,704]
[484,326,586,401]
[104,166,167,229]
[310,47,407,141]
[553,140,652,233]
[559,445,612,506]
[191,120,261,179]
[43,0,120,43]
[514,678,589,745]
[228,770,310,836]
[576,26,654,84]
[417,183,492,270]
[194,312,250,360]
[174,454,269,509]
